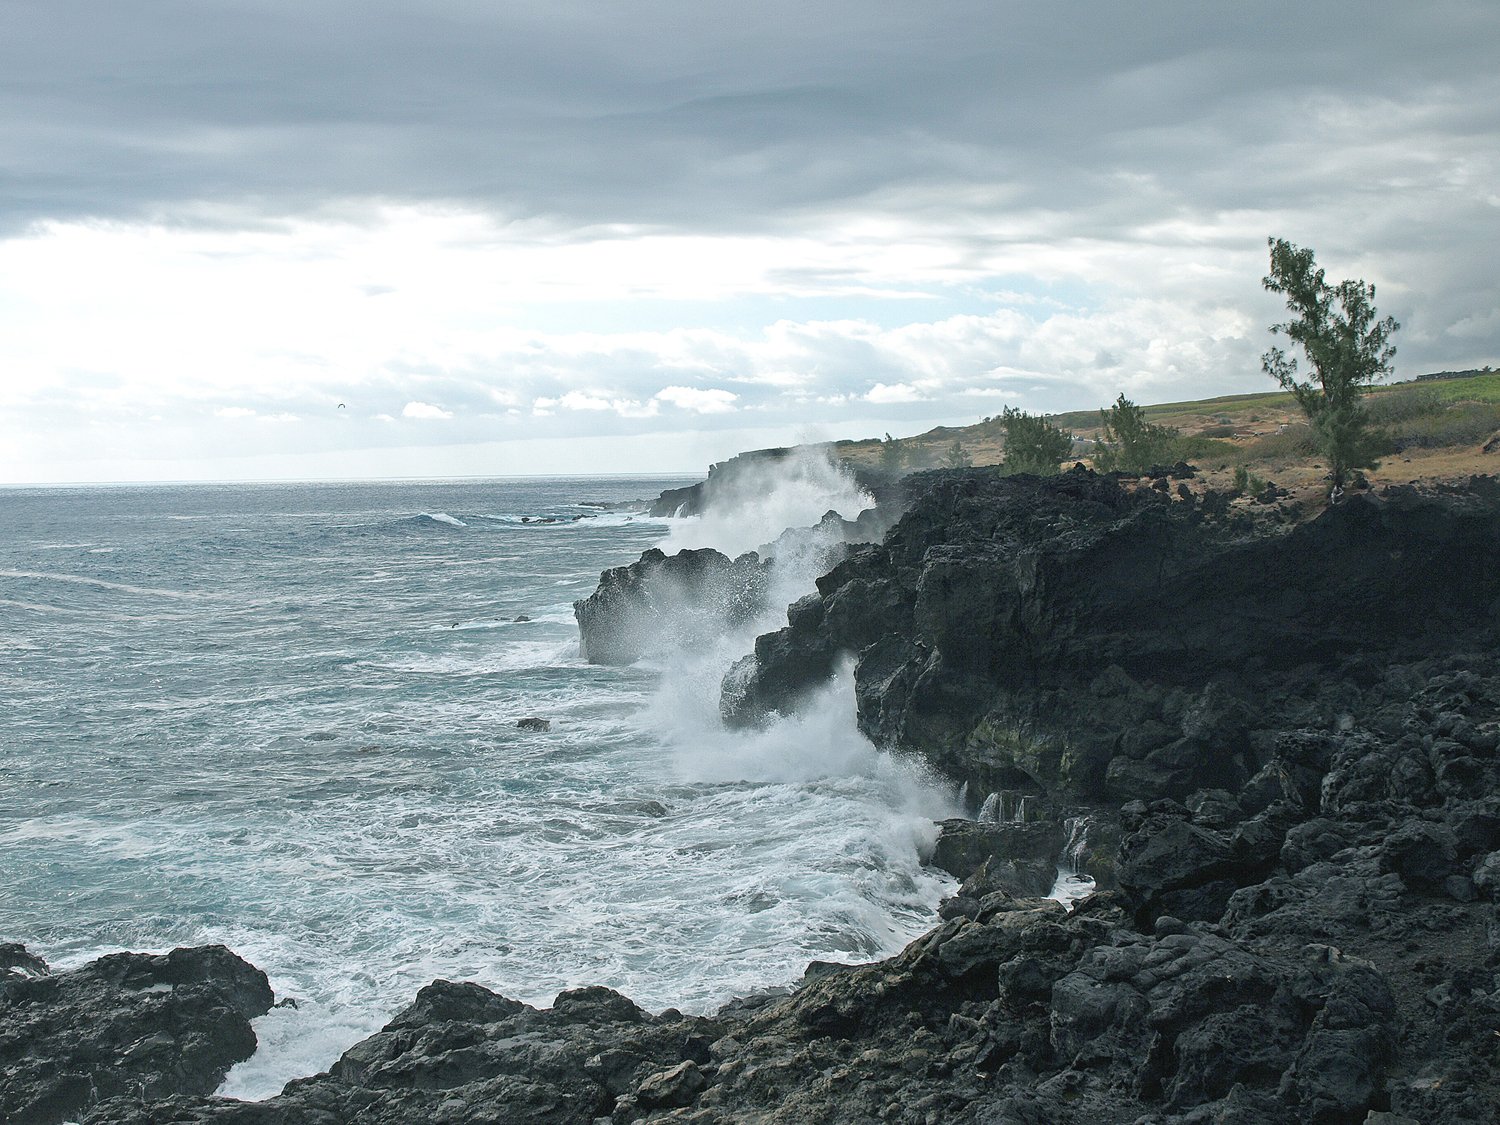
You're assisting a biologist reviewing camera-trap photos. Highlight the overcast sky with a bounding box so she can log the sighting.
[2,0,1496,483]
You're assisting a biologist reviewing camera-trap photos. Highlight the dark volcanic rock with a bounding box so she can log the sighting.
[574,546,770,664]
[722,468,1500,804]
[0,942,49,987]
[49,472,1500,1125]
[930,819,1065,897]
[82,980,724,1125]
[0,944,272,1125]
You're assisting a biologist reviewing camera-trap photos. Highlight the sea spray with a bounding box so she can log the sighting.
[658,447,873,560]
[3,475,960,1103]
[1049,813,1098,906]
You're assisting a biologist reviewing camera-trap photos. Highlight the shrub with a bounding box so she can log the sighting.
[1171,435,1237,461]
[1364,386,1445,426]
[1000,407,1073,475]
[1231,465,1267,497]
[1094,395,1180,473]
[1387,402,1500,450]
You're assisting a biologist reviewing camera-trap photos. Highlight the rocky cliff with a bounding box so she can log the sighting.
[722,467,1500,804]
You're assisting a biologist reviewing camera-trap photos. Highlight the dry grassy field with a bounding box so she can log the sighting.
[835,369,1500,518]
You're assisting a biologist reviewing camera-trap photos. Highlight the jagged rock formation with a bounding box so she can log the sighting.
[722,467,1500,804]
[43,656,1500,1125]
[574,510,896,666]
[574,547,771,664]
[0,944,273,1125]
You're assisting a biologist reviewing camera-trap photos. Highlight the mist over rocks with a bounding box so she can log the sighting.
[574,546,772,665]
[646,446,901,520]
[577,450,904,666]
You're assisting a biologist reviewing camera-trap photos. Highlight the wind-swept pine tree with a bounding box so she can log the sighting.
[1262,238,1399,490]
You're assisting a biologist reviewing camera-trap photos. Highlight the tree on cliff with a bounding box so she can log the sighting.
[1092,395,1178,473]
[880,433,906,473]
[944,440,972,468]
[1000,407,1073,475]
[1262,237,1399,490]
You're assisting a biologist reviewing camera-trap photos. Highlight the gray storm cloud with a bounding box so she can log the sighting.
[2,0,1492,233]
[2,0,1497,482]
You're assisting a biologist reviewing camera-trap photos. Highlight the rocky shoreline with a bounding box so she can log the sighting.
[7,467,1500,1123]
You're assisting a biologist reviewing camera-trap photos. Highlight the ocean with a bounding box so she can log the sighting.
[0,472,958,1099]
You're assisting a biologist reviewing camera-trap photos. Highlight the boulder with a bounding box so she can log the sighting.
[0,945,273,1125]
[929,818,1065,884]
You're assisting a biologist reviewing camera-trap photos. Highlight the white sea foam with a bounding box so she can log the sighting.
[466,511,664,529]
[418,512,467,528]
[363,640,584,675]
[0,569,208,599]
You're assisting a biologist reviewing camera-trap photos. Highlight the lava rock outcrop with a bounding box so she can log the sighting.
[0,944,273,1125]
[721,467,1500,803]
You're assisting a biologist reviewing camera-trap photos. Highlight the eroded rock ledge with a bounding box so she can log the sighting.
[722,467,1500,805]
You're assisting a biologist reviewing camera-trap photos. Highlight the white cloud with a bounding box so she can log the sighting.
[403,401,453,419]
[654,386,739,414]
[554,392,613,412]
[865,383,926,404]
[1,0,1497,482]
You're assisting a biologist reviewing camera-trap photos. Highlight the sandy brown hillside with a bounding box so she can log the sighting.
[833,367,1500,516]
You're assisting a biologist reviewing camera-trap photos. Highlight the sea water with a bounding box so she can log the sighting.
[0,474,958,1099]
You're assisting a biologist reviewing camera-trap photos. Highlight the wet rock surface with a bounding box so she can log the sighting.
[0,945,272,1125]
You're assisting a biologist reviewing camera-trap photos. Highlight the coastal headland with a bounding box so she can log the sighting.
[7,412,1500,1121]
